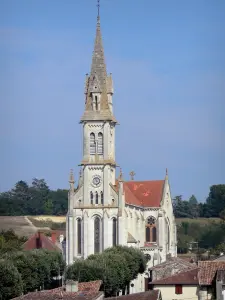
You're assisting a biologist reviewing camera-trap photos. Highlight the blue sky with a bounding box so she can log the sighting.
[0,0,224,202]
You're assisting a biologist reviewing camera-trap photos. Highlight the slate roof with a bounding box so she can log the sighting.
[150,268,199,285]
[12,280,102,300]
[107,290,161,300]
[198,261,225,285]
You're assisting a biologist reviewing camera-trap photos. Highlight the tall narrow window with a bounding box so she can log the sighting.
[145,216,157,243]
[146,227,150,242]
[94,217,101,253]
[95,192,98,204]
[100,191,103,205]
[95,95,98,110]
[97,133,103,155]
[112,218,117,246]
[90,192,93,204]
[167,225,170,250]
[90,133,95,155]
[77,219,81,255]
[152,227,157,242]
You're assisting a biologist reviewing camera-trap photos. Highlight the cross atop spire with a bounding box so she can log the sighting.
[97,0,100,20]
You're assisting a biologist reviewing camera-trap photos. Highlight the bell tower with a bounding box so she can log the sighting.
[66,1,119,265]
[80,7,117,208]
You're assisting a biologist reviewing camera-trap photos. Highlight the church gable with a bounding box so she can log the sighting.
[123,180,164,208]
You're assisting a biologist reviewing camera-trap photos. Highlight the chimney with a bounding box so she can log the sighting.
[66,280,78,292]
[36,231,42,249]
[51,231,57,244]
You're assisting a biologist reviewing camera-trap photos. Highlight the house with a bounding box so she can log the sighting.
[12,280,103,300]
[149,268,199,300]
[107,290,161,300]
[198,261,225,300]
[23,231,62,252]
[148,256,197,283]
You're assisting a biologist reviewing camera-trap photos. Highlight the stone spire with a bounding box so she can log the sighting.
[81,7,116,122]
[90,16,107,92]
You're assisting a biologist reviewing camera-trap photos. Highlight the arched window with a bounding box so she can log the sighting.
[146,227,150,242]
[95,192,98,204]
[112,218,117,246]
[90,133,95,155]
[77,219,82,255]
[97,132,103,155]
[152,227,157,242]
[100,191,103,205]
[90,192,93,205]
[145,216,157,243]
[94,217,101,253]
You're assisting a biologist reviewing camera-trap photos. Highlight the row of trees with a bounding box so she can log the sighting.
[0,179,224,219]
[0,229,147,299]
[0,179,68,216]
[67,245,148,297]
[173,184,225,219]
[0,230,65,300]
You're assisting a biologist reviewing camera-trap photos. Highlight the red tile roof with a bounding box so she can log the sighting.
[23,231,61,252]
[107,290,160,300]
[150,268,199,285]
[198,261,225,285]
[12,280,102,300]
[123,180,164,207]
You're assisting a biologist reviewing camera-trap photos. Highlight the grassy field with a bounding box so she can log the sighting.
[0,216,221,237]
[0,216,37,237]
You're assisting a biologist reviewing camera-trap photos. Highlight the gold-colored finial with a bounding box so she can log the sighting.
[129,171,136,181]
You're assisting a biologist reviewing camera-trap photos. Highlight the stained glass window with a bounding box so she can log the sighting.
[95,192,98,204]
[77,219,82,255]
[94,217,100,253]
[112,218,117,246]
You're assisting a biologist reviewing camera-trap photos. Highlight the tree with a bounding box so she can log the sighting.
[0,260,23,300]
[67,251,131,297]
[188,195,199,218]
[206,185,225,217]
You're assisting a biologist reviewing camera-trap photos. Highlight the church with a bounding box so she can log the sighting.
[66,6,177,293]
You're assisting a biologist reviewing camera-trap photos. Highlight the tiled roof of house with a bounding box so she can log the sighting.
[12,280,102,300]
[198,261,225,285]
[107,290,160,300]
[23,231,61,252]
[149,257,197,282]
[150,268,199,285]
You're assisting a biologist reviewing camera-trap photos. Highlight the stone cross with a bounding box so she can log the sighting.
[129,171,136,181]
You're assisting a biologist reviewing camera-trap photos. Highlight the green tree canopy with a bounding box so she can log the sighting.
[0,259,23,300]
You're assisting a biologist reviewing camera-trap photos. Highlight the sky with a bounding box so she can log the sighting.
[0,0,224,202]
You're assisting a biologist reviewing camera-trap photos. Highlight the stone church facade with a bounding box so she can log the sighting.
[66,10,177,293]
